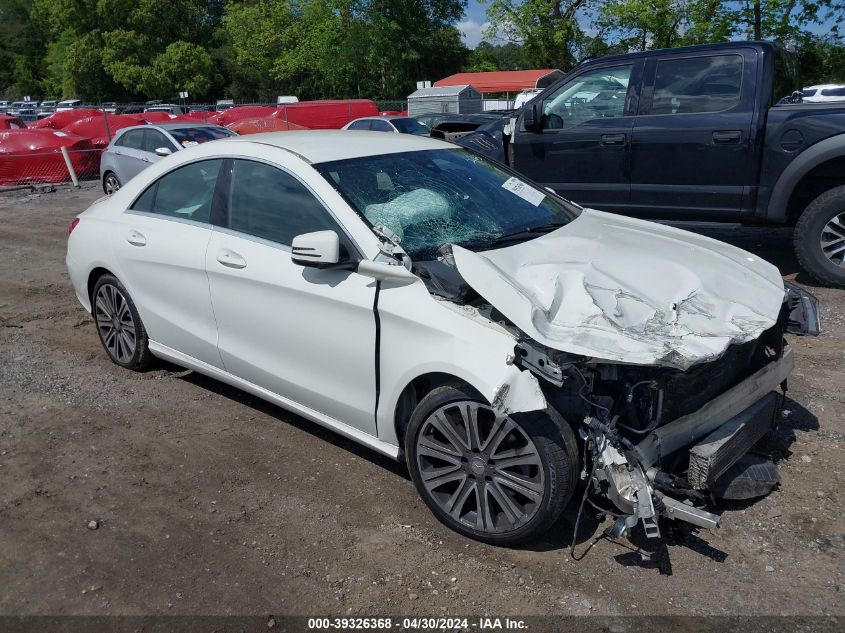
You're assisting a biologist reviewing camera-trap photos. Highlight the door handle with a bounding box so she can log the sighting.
[216,249,247,269]
[601,133,626,145]
[712,130,742,144]
[126,230,146,247]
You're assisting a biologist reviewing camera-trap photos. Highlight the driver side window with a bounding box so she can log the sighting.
[541,64,633,130]
[227,159,344,247]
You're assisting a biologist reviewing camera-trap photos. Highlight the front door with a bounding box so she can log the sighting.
[628,50,756,219]
[205,158,378,434]
[111,128,152,182]
[511,61,643,209]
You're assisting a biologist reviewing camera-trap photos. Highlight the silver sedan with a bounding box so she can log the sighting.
[100,123,236,194]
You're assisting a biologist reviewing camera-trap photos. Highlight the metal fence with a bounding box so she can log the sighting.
[0,148,102,189]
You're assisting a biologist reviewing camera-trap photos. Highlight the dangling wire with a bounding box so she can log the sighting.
[570,430,608,561]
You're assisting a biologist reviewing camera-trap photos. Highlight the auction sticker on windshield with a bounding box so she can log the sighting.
[501,176,545,206]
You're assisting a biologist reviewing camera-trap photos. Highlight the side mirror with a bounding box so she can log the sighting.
[291,230,340,267]
[154,147,173,157]
[523,102,542,132]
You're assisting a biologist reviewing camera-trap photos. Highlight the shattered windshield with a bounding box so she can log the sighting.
[314,148,579,261]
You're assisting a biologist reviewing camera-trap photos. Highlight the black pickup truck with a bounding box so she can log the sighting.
[457,42,845,286]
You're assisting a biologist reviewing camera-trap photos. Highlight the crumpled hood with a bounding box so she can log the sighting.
[451,209,786,370]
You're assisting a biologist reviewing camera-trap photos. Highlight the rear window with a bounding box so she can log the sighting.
[650,54,743,115]
[821,87,845,97]
[168,126,235,147]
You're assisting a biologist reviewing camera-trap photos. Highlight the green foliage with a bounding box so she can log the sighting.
[485,1,592,69]
[798,33,845,84]
[143,42,216,98]
[465,41,529,71]
[2,0,844,101]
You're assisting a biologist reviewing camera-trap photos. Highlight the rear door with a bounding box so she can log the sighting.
[629,50,756,219]
[114,159,225,368]
[511,60,643,209]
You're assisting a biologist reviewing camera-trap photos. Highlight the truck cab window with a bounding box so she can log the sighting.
[541,65,633,130]
[651,55,743,115]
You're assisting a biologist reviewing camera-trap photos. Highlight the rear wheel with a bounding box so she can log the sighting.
[405,385,577,545]
[103,171,121,194]
[794,185,845,287]
[92,275,153,370]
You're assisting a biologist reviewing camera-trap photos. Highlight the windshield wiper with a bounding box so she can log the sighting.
[488,222,567,247]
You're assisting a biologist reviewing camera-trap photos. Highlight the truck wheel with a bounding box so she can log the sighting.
[794,185,845,287]
[405,385,578,545]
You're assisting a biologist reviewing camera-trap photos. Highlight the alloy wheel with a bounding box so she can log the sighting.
[94,283,137,364]
[415,401,545,534]
[104,174,120,194]
[820,211,845,267]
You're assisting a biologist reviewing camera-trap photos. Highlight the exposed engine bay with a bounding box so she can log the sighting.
[413,244,820,541]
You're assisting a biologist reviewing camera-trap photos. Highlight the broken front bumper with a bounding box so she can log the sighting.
[597,347,795,537]
[632,346,794,469]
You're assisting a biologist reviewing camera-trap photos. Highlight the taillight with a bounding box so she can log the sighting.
[68,217,80,236]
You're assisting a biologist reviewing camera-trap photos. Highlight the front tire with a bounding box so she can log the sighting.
[103,171,121,195]
[92,274,153,371]
[405,385,578,545]
[794,185,845,287]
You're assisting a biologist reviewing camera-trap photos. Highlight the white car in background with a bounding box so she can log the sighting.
[56,99,82,111]
[513,88,543,109]
[66,131,816,545]
[342,116,430,135]
[802,84,845,102]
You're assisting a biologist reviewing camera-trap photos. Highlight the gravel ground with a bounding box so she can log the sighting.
[0,182,842,619]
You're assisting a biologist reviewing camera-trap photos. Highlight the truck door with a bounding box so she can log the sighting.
[511,60,643,210]
[629,49,757,219]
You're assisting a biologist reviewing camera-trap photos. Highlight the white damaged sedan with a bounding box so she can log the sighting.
[67,131,819,545]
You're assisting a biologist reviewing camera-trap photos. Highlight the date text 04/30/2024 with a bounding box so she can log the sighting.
[306,617,528,630]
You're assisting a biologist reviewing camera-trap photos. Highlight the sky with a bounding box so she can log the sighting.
[456,0,492,49]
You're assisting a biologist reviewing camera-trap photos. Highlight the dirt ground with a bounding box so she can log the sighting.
[0,182,842,620]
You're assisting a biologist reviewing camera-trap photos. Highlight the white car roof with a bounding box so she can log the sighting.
[225,130,454,164]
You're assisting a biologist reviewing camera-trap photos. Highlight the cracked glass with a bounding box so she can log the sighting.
[315,148,579,261]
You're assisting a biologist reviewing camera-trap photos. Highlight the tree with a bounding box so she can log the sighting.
[598,0,845,50]
[797,33,845,85]
[484,0,594,69]
[143,42,216,98]
[224,0,467,100]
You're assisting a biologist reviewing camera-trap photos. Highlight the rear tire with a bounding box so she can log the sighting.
[405,384,578,546]
[91,274,153,371]
[794,185,845,287]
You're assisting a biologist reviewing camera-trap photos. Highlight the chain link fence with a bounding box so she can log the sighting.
[0,148,102,189]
